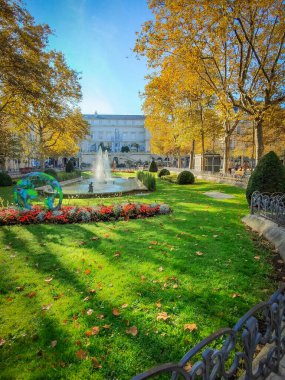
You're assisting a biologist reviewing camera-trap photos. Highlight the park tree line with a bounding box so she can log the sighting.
[0,0,88,169]
[134,0,285,172]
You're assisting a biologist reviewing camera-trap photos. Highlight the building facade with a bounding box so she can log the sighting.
[80,113,150,154]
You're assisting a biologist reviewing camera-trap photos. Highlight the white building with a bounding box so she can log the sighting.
[80,113,150,154]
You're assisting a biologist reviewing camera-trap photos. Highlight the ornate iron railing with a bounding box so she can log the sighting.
[250,191,285,227]
[132,287,285,380]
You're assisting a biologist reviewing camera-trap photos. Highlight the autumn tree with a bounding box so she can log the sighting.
[14,51,88,166]
[0,0,50,120]
[1,0,88,166]
[135,0,285,164]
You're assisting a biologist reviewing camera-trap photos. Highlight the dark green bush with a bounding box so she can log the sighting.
[136,171,156,191]
[149,160,158,172]
[177,170,195,185]
[57,170,81,182]
[65,160,74,173]
[158,168,170,177]
[246,151,285,204]
[0,172,13,186]
[44,168,58,179]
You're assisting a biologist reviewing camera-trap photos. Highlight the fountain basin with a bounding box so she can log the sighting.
[62,177,147,198]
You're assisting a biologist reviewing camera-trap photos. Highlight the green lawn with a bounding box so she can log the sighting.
[0,177,275,379]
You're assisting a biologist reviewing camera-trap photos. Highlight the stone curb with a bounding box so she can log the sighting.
[242,214,285,261]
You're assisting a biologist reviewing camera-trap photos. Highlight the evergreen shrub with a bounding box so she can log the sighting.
[0,172,13,186]
[158,168,170,177]
[177,170,195,185]
[65,160,74,173]
[246,151,285,204]
[149,160,158,172]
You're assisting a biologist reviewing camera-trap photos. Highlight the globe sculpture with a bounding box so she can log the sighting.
[14,172,63,210]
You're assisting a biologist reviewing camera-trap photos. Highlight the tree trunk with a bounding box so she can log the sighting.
[201,130,205,171]
[255,119,264,163]
[223,133,231,174]
[189,139,195,169]
[177,155,181,168]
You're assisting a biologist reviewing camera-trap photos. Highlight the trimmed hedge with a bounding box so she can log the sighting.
[149,160,158,172]
[177,170,195,185]
[44,168,58,179]
[0,172,13,187]
[246,151,285,204]
[65,160,74,173]
[158,168,170,177]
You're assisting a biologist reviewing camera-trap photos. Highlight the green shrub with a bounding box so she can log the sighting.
[57,170,81,182]
[0,172,13,186]
[246,151,285,204]
[44,168,58,179]
[65,160,74,173]
[136,171,156,191]
[149,160,158,172]
[177,170,195,185]
[158,168,170,177]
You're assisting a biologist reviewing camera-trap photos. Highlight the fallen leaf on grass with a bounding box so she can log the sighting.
[195,251,204,256]
[83,296,89,302]
[44,277,53,284]
[98,314,105,319]
[51,340,57,348]
[184,323,198,332]
[102,324,111,329]
[104,234,110,238]
[141,275,146,282]
[91,357,102,369]
[121,303,128,308]
[42,304,53,311]
[0,338,6,347]
[232,293,241,298]
[158,266,164,272]
[59,361,66,368]
[76,349,88,360]
[156,302,162,308]
[157,312,170,321]
[184,362,193,372]
[26,291,37,298]
[89,289,96,294]
[172,284,179,289]
[112,308,120,316]
[91,236,99,241]
[114,252,121,258]
[254,256,260,260]
[86,309,94,315]
[150,241,158,245]
[126,326,138,336]
[84,269,91,275]
[15,286,24,291]
[85,326,100,337]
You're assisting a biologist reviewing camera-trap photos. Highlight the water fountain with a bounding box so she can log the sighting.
[61,147,146,196]
[94,146,112,182]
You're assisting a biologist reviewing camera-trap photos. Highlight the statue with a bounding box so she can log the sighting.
[88,182,94,193]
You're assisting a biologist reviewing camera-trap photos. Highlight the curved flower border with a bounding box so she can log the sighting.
[0,203,171,226]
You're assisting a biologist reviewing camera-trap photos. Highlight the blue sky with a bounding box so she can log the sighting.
[25,0,152,115]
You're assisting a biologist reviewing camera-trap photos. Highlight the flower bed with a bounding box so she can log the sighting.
[0,203,171,226]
